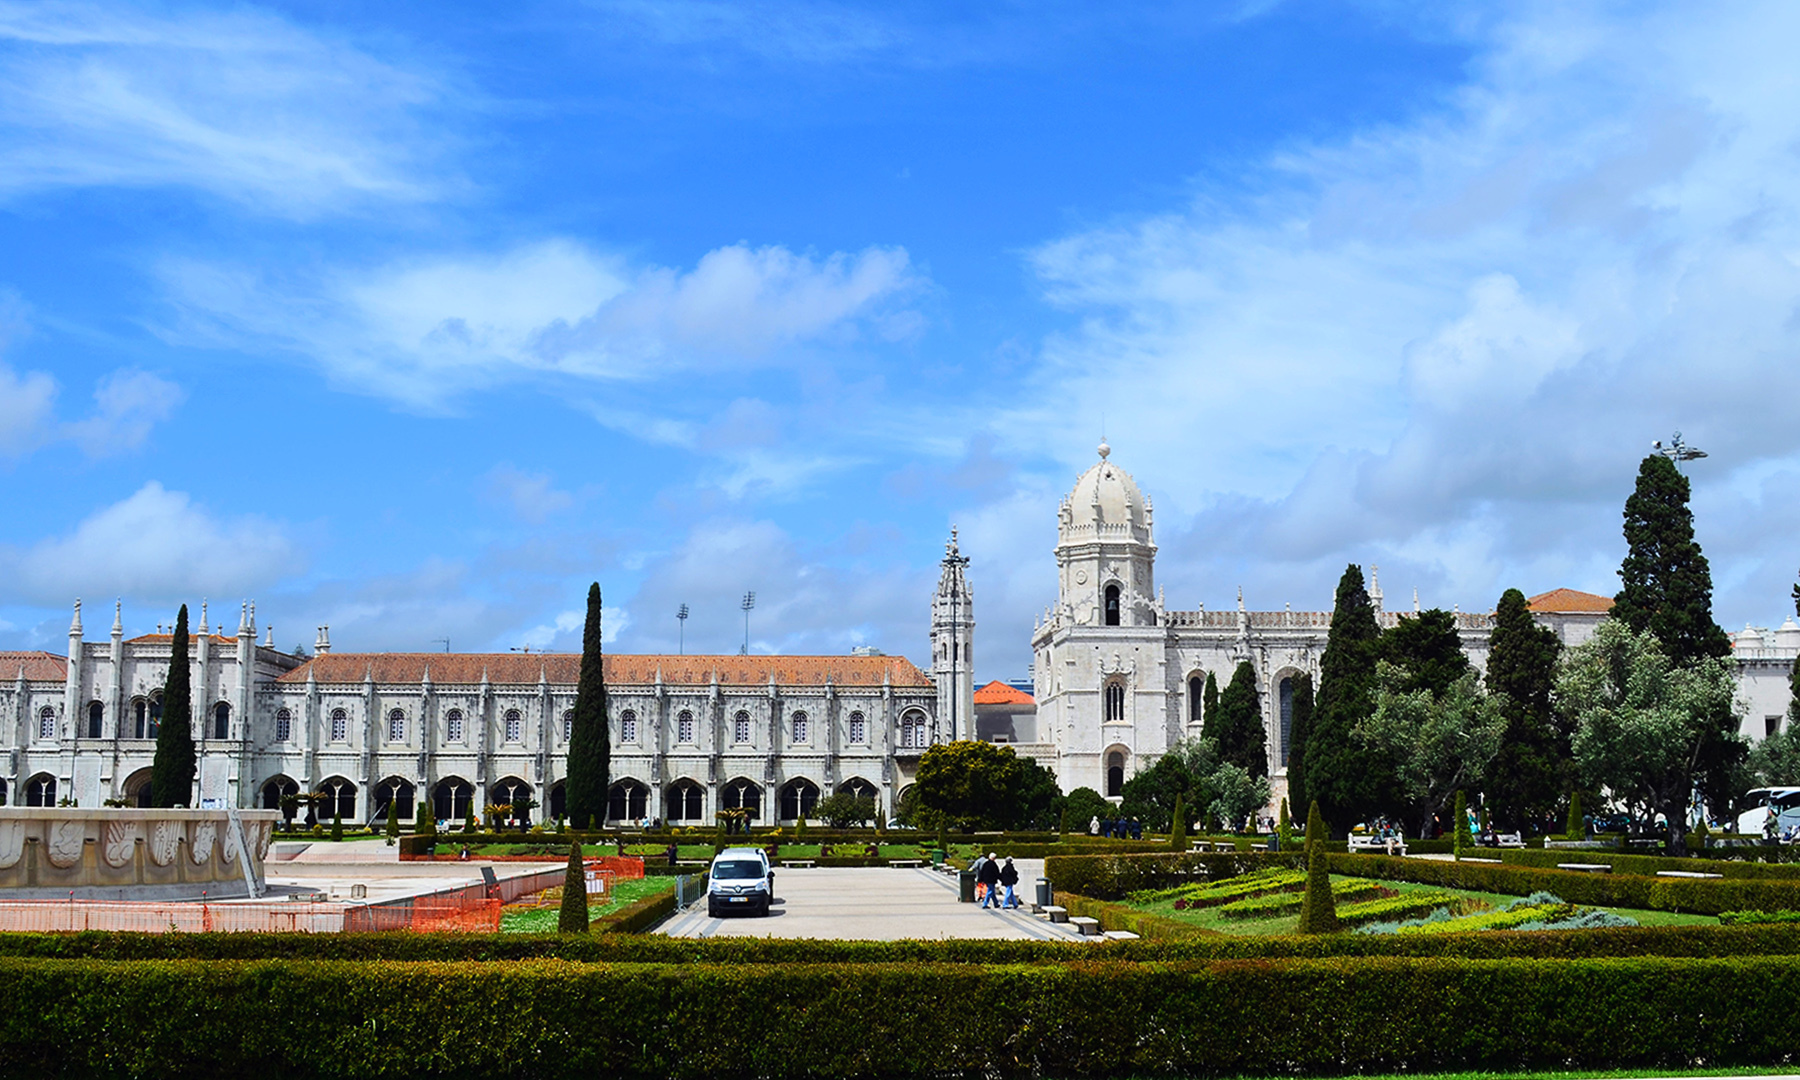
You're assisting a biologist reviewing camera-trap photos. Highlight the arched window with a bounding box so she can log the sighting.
[504,709,523,742]
[133,697,148,738]
[86,701,103,739]
[329,708,348,742]
[317,778,356,821]
[259,776,298,819]
[373,778,416,823]
[213,702,230,740]
[274,708,293,742]
[732,711,751,744]
[790,711,808,743]
[38,707,55,740]
[445,708,465,742]
[386,708,405,742]
[562,709,573,741]
[666,779,704,822]
[432,778,474,822]
[848,710,867,744]
[1188,676,1203,726]
[780,778,820,821]
[838,777,878,802]
[619,709,638,743]
[25,774,57,807]
[722,779,762,820]
[677,710,696,743]
[1104,584,1121,626]
[608,780,650,822]
[1106,751,1125,797]
[1278,677,1295,767]
[900,710,929,749]
[1104,682,1125,723]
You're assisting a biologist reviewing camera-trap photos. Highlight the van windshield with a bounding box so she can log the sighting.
[713,861,764,880]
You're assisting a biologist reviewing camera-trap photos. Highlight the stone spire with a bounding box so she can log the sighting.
[69,598,83,636]
[111,599,123,638]
[1368,565,1384,613]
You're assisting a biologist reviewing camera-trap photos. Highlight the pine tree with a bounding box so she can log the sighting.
[1485,588,1566,831]
[1297,801,1339,933]
[1613,454,1732,667]
[558,843,590,934]
[566,583,611,830]
[1168,791,1187,851]
[1306,565,1382,836]
[1286,673,1314,811]
[1209,661,1267,779]
[150,604,196,808]
[1203,672,1220,729]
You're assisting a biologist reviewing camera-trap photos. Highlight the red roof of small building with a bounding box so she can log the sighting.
[276,652,932,688]
[1526,588,1616,614]
[1,651,68,681]
[973,679,1034,705]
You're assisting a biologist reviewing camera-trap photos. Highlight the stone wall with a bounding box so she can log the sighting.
[0,808,279,899]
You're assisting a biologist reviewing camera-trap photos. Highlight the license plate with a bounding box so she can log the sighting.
[729,896,749,903]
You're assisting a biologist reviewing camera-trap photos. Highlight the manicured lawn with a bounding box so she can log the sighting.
[500,877,675,933]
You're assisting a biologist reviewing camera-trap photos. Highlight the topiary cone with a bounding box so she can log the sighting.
[558,842,590,934]
[1565,791,1583,842]
[1168,792,1187,852]
[1453,790,1468,861]
[1297,801,1339,934]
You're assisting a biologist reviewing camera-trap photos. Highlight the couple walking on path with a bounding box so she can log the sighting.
[974,852,1021,909]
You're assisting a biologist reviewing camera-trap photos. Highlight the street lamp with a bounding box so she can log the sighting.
[1653,431,1708,472]
[740,592,756,655]
[677,603,689,656]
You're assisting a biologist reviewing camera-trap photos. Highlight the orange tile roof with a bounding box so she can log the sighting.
[276,653,933,688]
[1526,588,1615,614]
[1,651,68,681]
[974,679,1034,705]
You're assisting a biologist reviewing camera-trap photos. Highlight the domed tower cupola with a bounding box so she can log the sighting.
[1056,442,1157,628]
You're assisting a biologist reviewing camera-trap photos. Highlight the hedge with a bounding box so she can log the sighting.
[1217,880,1388,919]
[592,885,680,934]
[1327,853,1800,915]
[10,955,1800,1077]
[1053,893,1213,939]
[1499,848,1800,880]
[1044,852,1305,899]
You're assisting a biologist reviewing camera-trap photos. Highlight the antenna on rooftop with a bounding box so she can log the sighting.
[740,592,756,655]
[1653,431,1708,473]
[432,638,450,653]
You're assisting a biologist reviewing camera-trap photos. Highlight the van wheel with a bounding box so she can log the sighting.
[708,900,720,918]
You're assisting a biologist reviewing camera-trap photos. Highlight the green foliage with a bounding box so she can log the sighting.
[1613,453,1732,667]
[1380,608,1472,697]
[1208,763,1268,833]
[565,582,611,831]
[1495,847,1800,880]
[330,809,343,843]
[1561,618,1744,856]
[1749,724,1800,786]
[1565,791,1582,841]
[1486,587,1568,830]
[911,740,1059,831]
[1277,797,1293,851]
[1045,851,1305,900]
[1203,671,1219,729]
[812,793,877,828]
[1332,891,1469,928]
[1120,737,1269,834]
[150,604,196,808]
[463,810,478,835]
[1208,661,1267,779]
[415,799,435,838]
[1218,879,1387,919]
[558,843,590,934]
[1285,673,1313,811]
[1363,664,1504,836]
[1307,565,1382,835]
[1063,787,1113,835]
[383,796,399,845]
[1167,792,1187,851]
[1129,869,1306,906]
[1453,790,1468,860]
[1298,802,1339,933]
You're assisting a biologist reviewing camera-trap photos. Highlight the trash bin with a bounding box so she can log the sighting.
[1035,878,1052,910]
[958,869,976,903]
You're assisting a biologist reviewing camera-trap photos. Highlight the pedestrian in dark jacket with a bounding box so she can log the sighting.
[976,851,1002,908]
[998,857,1021,908]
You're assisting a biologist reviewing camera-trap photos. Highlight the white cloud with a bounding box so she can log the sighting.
[0,1,454,215]
[983,1,1800,630]
[62,369,184,457]
[159,240,922,408]
[0,362,56,458]
[481,465,575,525]
[2,482,296,604]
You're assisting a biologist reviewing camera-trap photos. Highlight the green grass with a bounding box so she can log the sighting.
[1142,1069,1800,1080]
[499,877,674,933]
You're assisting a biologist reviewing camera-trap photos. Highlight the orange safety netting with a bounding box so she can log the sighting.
[583,856,645,880]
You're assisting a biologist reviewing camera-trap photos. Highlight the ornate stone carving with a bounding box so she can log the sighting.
[47,821,86,868]
[189,820,217,865]
[102,819,141,868]
[253,820,272,860]
[0,822,24,870]
[148,819,181,867]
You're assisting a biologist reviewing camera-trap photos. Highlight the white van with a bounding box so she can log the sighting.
[707,847,774,917]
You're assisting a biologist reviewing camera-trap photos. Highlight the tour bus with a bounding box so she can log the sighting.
[1735,787,1800,837]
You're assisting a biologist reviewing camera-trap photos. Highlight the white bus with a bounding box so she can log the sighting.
[1735,787,1800,837]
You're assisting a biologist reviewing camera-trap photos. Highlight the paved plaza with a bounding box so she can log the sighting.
[658,859,1093,941]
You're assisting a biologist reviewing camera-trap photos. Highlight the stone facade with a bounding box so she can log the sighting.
[0,807,278,899]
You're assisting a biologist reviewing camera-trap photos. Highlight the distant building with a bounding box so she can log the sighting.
[973,680,1036,746]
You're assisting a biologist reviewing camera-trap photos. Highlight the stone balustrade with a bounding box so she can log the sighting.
[0,808,279,899]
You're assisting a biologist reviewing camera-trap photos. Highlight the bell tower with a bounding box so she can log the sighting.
[930,528,974,742]
[1055,442,1157,628]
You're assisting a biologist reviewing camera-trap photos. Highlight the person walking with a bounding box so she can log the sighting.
[976,851,1002,909]
[999,857,1020,909]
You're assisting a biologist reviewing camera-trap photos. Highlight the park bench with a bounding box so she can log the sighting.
[780,859,816,869]
[1042,905,1069,923]
[887,858,924,868]
[1494,832,1526,848]
[1250,842,1270,852]
[1656,869,1724,879]
[1189,841,1212,852]
[1069,916,1102,936]
[1103,930,1140,941]
[1461,856,1502,863]
[1348,836,1408,856]
[1559,862,1611,873]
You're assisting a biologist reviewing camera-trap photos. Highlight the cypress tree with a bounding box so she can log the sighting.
[415,798,435,838]
[1297,801,1338,933]
[1613,454,1731,667]
[1277,797,1293,851]
[1485,588,1566,831]
[1210,661,1267,779]
[463,806,478,835]
[558,842,590,934]
[1306,565,1382,836]
[1452,790,1469,860]
[1286,673,1314,812]
[150,605,196,808]
[1202,672,1220,729]
[1168,791,1187,851]
[1565,791,1582,841]
[384,795,400,845]
[566,583,611,830]
[331,808,343,842]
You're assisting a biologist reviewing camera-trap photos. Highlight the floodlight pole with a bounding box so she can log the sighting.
[1652,431,1708,474]
[677,604,689,656]
[740,592,756,655]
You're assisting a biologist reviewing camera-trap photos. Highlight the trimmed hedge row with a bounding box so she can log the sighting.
[6,922,1800,964]
[1328,853,1800,915]
[1499,848,1800,880]
[1054,893,1213,939]
[1044,852,1304,898]
[593,885,679,934]
[10,955,1800,1076]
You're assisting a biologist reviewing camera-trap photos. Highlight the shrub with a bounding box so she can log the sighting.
[559,844,589,934]
[1566,791,1583,840]
[1334,891,1470,928]
[1297,801,1339,933]
[1277,797,1293,851]
[1219,880,1387,920]
[1045,852,1304,900]
[331,810,343,843]
[1453,790,1468,860]
[415,801,434,838]
[1129,870,1305,907]
[1497,848,1800,880]
[1168,792,1187,852]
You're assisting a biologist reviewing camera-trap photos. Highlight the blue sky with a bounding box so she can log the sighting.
[2,1,1798,681]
